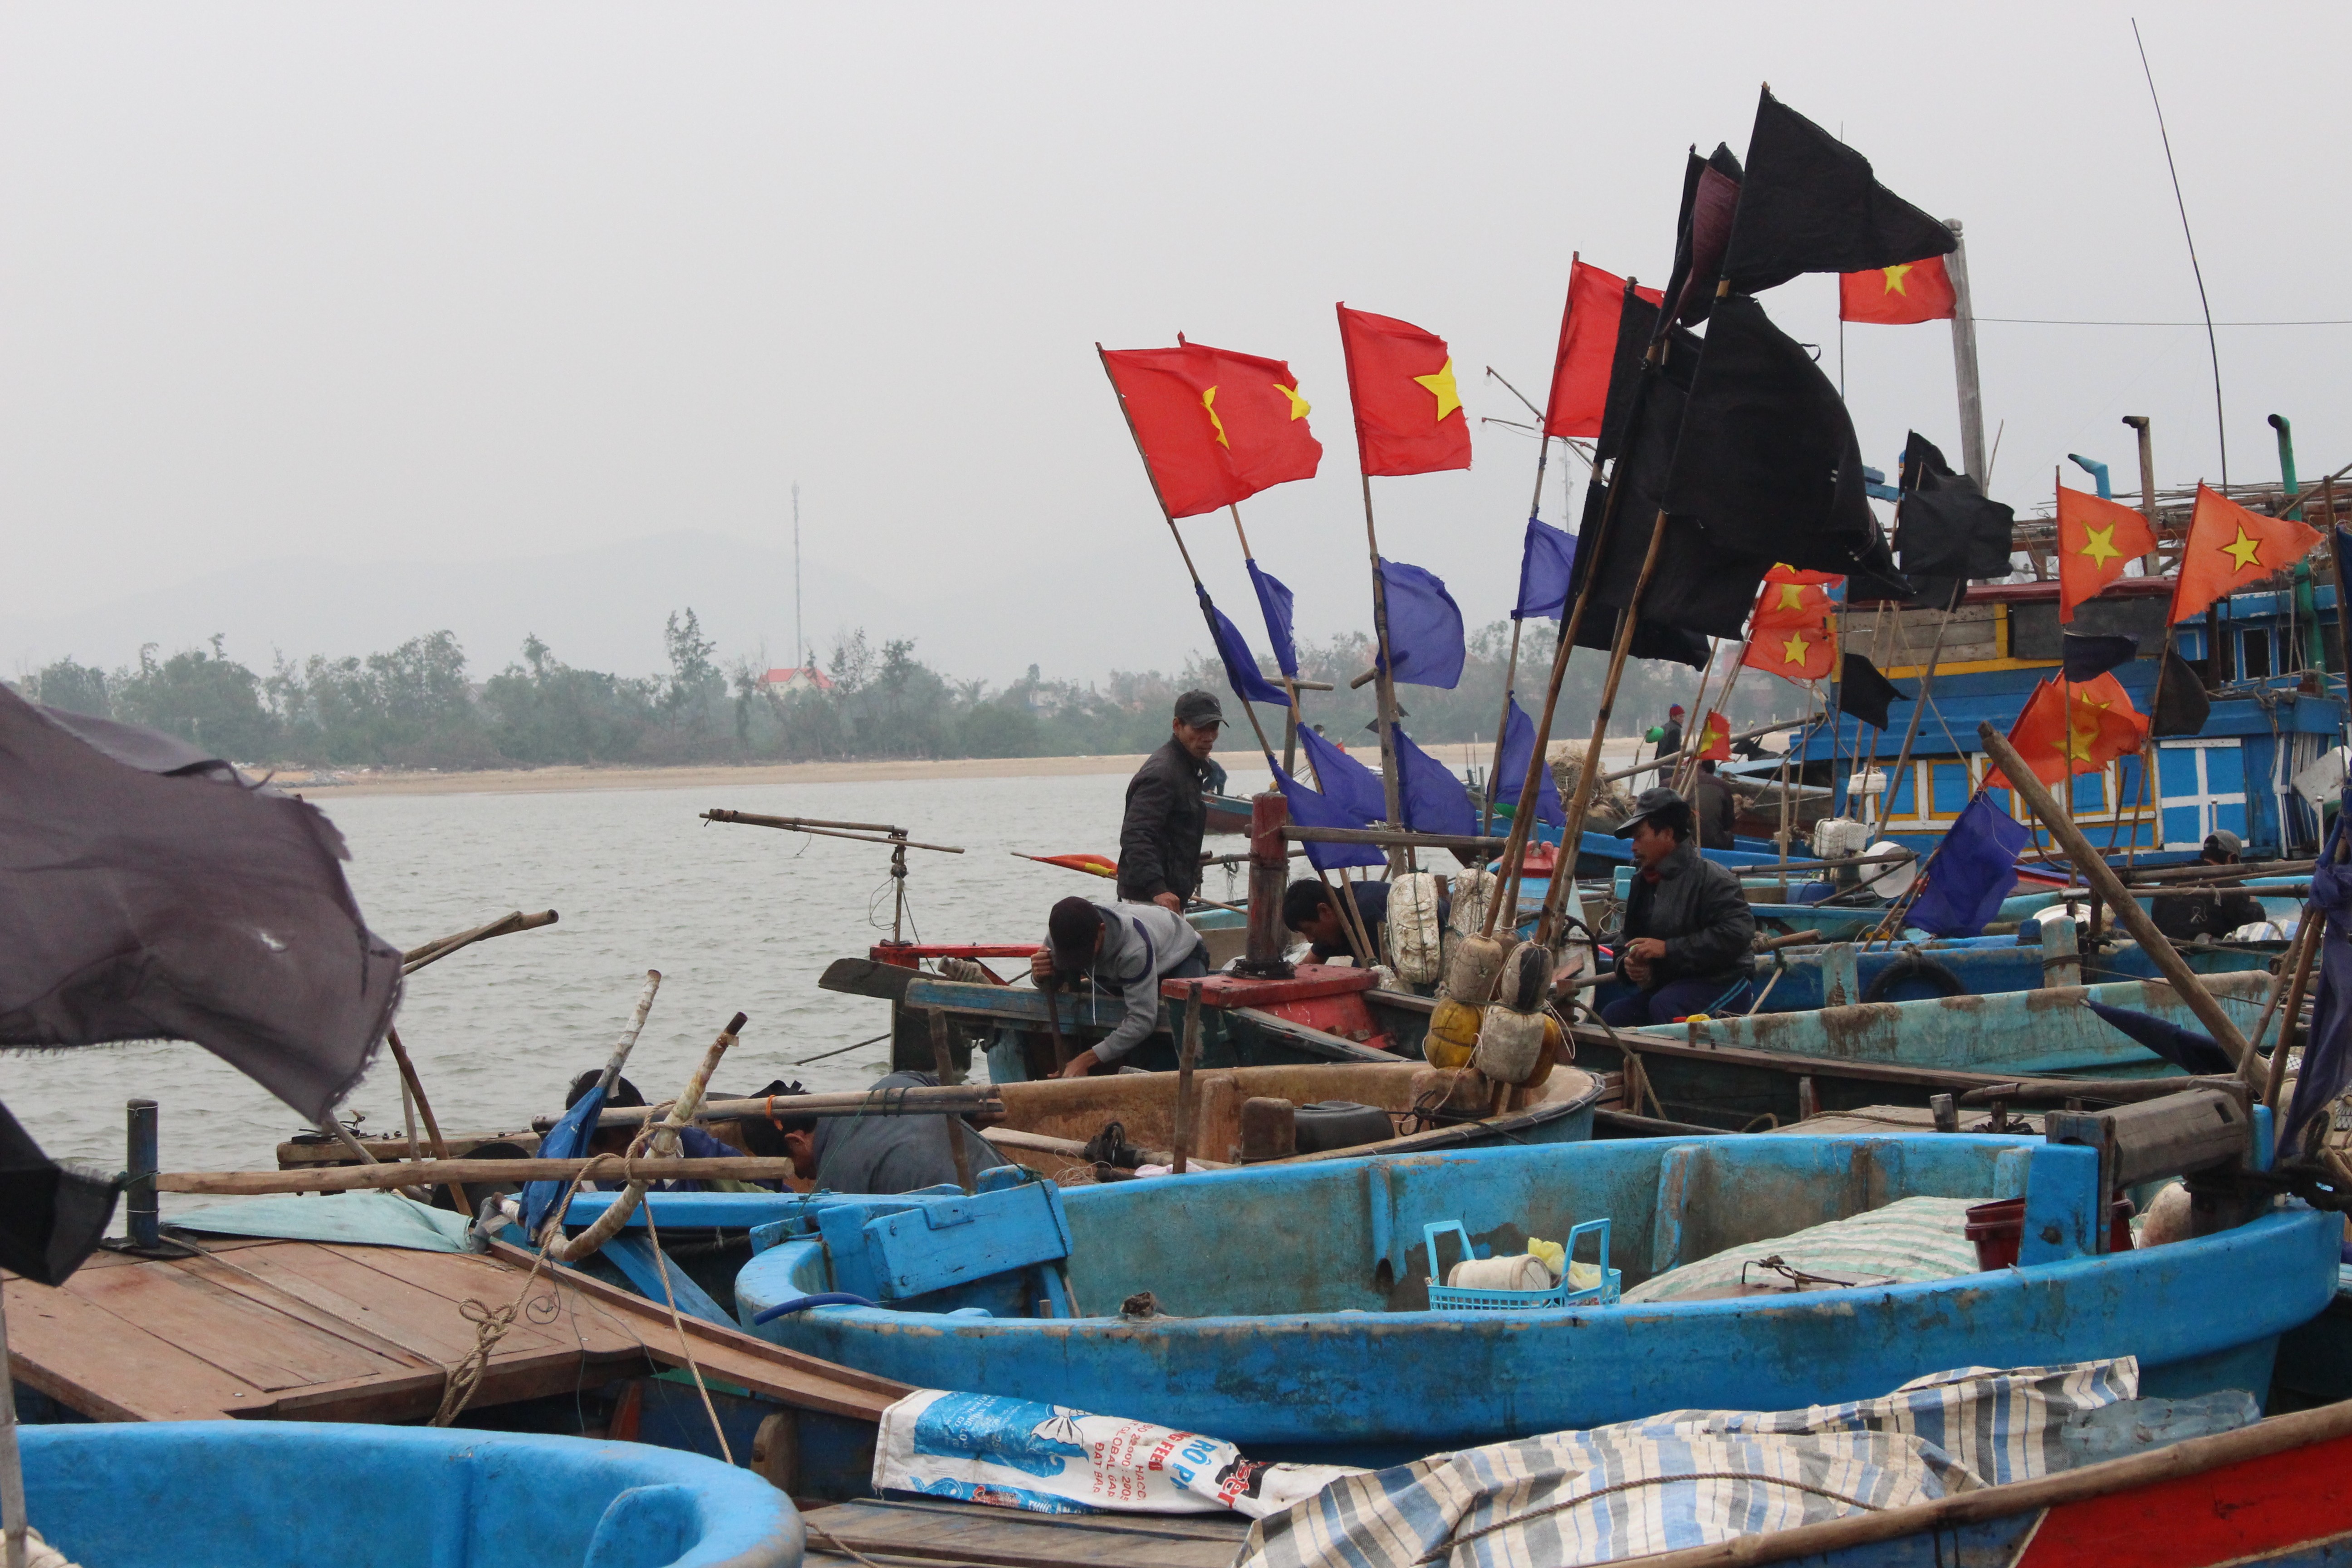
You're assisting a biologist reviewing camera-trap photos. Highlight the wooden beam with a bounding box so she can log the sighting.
[159,1154,815,1195]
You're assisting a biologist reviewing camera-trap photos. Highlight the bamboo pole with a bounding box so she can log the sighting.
[548,1084,1002,1131]
[1171,982,1203,1173]
[1483,619,1524,835]
[1598,713,1817,784]
[1874,607,1956,834]
[1360,473,1407,868]
[160,1154,813,1197]
[382,1030,465,1211]
[402,909,560,976]
[1980,723,2264,1089]
[701,811,964,855]
[543,1013,741,1261]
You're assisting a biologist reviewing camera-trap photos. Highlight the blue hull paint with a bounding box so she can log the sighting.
[735,1134,2337,1455]
[16,1421,802,1568]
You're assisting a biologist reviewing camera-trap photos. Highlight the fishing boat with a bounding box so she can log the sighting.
[14,1421,804,1568]
[734,1106,2332,1459]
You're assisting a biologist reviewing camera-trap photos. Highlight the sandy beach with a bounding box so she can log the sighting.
[291,752,1165,798]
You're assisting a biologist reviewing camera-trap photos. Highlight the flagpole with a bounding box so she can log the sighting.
[1670,639,1725,797]
[1097,346,1285,777]
[1358,474,1410,871]
[1229,502,1313,782]
[1482,284,1663,940]
[1878,606,1955,840]
[1944,219,1989,485]
[1484,620,1523,835]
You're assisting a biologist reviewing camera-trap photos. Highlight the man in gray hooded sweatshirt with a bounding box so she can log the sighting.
[1028,895,1209,1077]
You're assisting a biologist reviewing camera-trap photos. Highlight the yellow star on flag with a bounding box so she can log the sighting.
[1881,264,1915,296]
[1200,387,1229,449]
[1780,630,1811,666]
[1274,382,1310,420]
[1413,359,1463,422]
[2067,695,2110,762]
[1774,583,1809,612]
[2221,525,2264,572]
[2078,522,2122,567]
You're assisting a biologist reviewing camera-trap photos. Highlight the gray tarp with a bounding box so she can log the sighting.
[0,687,401,1124]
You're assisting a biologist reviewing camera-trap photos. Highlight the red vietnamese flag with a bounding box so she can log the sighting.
[1749,563,1844,630]
[1698,711,1731,762]
[1099,342,1322,519]
[1839,255,1957,325]
[1336,304,1472,476]
[2055,480,2157,623]
[1742,617,1838,683]
[2171,482,2326,625]
[1542,258,1664,440]
[1986,673,2148,789]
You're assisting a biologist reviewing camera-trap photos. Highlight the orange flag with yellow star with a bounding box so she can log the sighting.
[2171,482,2325,626]
[1839,255,1956,325]
[1749,563,1843,629]
[1986,672,2148,789]
[1099,342,1323,519]
[2056,480,2156,623]
[1741,563,1840,682]
[1336,304,1472,477]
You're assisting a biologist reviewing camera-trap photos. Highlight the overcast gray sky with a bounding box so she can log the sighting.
[5,3,2347,688]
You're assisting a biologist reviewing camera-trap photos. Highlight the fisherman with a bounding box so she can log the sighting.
[1648,704,1685,788]
[2151,830,2268,943]
[1601,787,1756,1025]
[764,1072,1009,1194]
[1118,690,1223,911]
[1283,877,1388,965]
[1691,759,1738,851]
[1029,894,1208,1076]
[565,1071,784,1192]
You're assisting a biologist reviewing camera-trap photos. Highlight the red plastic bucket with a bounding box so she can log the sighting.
[1965,1196,2135,1269]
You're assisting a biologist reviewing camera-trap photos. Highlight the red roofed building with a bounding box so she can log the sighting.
[760,666,834,693]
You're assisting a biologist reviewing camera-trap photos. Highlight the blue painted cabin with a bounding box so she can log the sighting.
[15,1421,804,1568]
[729,1127,2334,1462]
[1780,578,2344,861]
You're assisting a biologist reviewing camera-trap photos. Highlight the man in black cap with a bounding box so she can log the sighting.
[2151,829,2267,943]
[1118,690,1224,911]
[1601,786,1757,1025]
[1027,894,1208,1077]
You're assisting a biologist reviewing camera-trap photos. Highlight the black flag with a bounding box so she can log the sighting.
[2151,647,2211,738]
[2062,631,2139,683]
[1894,431,2015,599]
[1660,143,1744,328]
[1662,295,1906,591]
[1564,480,1715,667]
[0,689,403,1124]
[1722,88,1956,296]
[0,1101,118,1286]
[1836,652,1907,731]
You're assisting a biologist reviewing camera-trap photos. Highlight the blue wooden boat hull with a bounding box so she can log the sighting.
[16,1421,803,1568]
[735,1132,2335,1458]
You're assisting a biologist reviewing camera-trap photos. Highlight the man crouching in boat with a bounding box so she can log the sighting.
[1601,787,1757,1026]
[763,1074,1009,1194]
[1029,894,1209,1077]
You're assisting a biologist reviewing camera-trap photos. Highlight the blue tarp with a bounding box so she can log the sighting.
[1494,696,1566,826]
[1199,587,1291,708]
[1906,793,2031,937]
[175,1191,475,1253]
[1247,559,1299,680]
[1378,559,1465,689]
[1273,764,1386,872]
[1512,517,1578,622]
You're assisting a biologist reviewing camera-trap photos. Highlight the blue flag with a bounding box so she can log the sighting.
[1297,721,1387,823]
[1273,764,1387,872]
[1906,793,2030,937]
[1377,559,1465,689]
[1512,517,1578,621]
[1199,587,1289,709]
[523,1089,605,1234]
[1494,696,1565,826]
[1392,725,1479,836]
[1246,559,1299,680]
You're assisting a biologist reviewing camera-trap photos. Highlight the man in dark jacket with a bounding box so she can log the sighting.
[1691,760,1738,851]
[1118,690,1222,911]
[2152,830,2268,943]
[1602,787,1756,1025]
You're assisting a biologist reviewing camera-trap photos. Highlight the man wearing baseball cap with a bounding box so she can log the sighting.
[2151,828,2266,943]
[1117,690,1224,912]
[1601,786,1757,1026]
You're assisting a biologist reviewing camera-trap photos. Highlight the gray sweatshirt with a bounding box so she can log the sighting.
[1046,900,1206,1063]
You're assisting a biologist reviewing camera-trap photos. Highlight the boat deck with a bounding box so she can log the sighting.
[801,1496,1252,1568]
[3,1235,904,1425]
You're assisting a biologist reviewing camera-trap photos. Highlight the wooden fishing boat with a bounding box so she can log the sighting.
[15,1421,804,1567]
[734,1111,2333,1459]
[1622,1396,2352,1568]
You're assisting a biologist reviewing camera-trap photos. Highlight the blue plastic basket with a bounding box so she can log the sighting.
[1422,1218,1620,1311]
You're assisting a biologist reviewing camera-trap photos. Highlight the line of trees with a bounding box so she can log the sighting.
[8,612,1789,770]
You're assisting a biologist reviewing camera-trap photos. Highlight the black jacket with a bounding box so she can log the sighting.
[2151,887,2266,943]
[1692,771,1738,851]
[1614,840,1755,989]
[1118,739,1210,903]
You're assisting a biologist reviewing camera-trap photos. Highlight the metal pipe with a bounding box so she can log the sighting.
[125,1098,159,1250]
[2067,454,2112,500]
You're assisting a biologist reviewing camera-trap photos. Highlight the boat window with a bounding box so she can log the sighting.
[2070,768,2107,814]
[2239,629,2273,679]
[1930,762,1971,817]
[1885,765,1917,818]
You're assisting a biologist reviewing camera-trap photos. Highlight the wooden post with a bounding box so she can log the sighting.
[1980,723,2264,1090]
[1240,793,1295,977]
[385,1028,470,1215]
[1361,473,1407,867]
[124,1099,159,1250]
[927,1009,975,1194]
[1483,618,1524,834]
[1945,220,1988,485]
[2124,415,2161,573]
[1171,982,1203,1173]
[1540,514,1673,942]
[1037,977,1073,1073]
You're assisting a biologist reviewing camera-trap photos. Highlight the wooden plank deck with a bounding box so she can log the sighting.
[5,1236,907,1427]
[801,1497,1251,1568]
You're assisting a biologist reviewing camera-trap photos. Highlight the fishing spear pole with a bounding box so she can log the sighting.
[1480,350,1562,836]
[1334,306,1410,873]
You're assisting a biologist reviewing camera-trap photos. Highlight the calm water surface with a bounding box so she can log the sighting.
[1,766,1270,1211]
